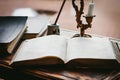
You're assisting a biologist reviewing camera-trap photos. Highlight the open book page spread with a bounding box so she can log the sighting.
[10,35,67,64]
[66,37,116,62]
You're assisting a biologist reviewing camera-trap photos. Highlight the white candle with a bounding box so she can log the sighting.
[87,0,94,16]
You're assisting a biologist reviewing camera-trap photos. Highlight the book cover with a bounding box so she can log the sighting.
[0,16,27,55]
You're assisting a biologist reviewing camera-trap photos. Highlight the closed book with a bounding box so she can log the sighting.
[0,16,27,55]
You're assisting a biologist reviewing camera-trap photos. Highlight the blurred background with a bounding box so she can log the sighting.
[0,0,120,39]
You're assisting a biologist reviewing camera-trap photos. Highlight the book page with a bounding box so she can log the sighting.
[7,25,27,53]
[26,15,50,34]
[10,35,67,64]
[111,41,120,63]
[66,37,116,63]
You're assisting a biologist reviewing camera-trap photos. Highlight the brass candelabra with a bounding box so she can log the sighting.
[72,0,95,37]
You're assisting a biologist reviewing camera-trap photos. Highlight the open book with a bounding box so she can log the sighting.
[10,35,120,68]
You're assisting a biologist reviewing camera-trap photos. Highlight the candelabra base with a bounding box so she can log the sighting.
[73,34,92,38]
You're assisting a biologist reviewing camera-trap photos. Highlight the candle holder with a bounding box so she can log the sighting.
[72,0,95,38]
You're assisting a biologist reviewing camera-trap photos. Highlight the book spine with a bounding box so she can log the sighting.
[0,44,8,56]
[10,26,27,54]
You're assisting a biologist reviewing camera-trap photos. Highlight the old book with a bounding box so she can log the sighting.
[0,16,27,55]
[10,35,120,68]
[23,15,50,39]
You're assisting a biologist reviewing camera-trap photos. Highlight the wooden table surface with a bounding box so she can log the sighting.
[0,0,120,39]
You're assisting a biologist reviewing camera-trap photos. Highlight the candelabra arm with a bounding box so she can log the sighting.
[72,0,84,28]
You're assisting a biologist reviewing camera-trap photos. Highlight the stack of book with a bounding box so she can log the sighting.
[0,16,50,80]
[0,16,27,55]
